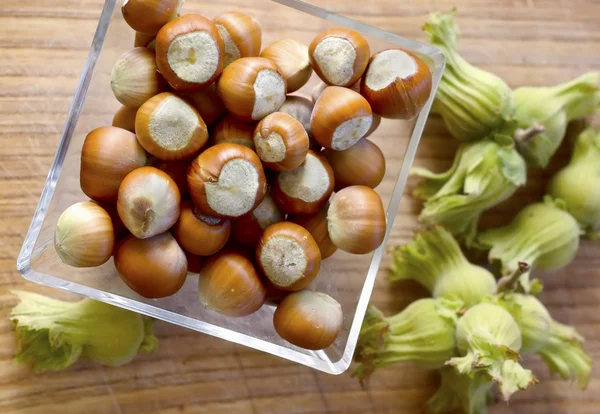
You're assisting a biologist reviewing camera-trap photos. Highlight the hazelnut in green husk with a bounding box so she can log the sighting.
[353,298,463,381]
[548,127,600,238]
[447,303,537,401]
[477,196,581,293]
[423,10,515,141]
[495,293,591,388]
[513,72,600,168]
[412,136,526,245]
[9,291,157,372]
[390,226,497,307]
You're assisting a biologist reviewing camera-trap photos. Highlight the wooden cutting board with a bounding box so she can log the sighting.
[0,1,598,413]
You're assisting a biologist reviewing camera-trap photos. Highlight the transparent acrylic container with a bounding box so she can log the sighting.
[17,0,444,374]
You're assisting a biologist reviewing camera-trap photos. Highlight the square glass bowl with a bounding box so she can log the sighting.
[17,0,444,374]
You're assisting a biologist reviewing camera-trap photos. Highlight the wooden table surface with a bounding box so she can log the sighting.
[1,0,599,413]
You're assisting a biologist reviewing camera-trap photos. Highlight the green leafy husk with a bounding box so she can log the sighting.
[353,298,463,381]
[427,367,495,414]
[447,303,537,401]
[547,127,600,238]
[390,226,497,307]
[477,196,580,293]
[10,291,157,373]
[412,136,527,245]
[513,72,600,168]
[423,9,515,141]
[494,293,591,388]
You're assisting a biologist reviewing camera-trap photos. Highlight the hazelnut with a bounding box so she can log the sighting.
[311,86,373,151]
[155,14,224,91]
[188,143,267,218]
[216,57,287,122]
[253,112,309,171]
[309,28,370,87]
[135,92,208,161]
[256,222,321,291]
[272,150,334,215]
[214,12,262,67]
[361,48,433,119]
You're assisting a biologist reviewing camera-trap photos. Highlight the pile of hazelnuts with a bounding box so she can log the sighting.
[53,0,433,351]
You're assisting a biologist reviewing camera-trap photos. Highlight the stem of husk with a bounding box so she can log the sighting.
[497,262,531,293]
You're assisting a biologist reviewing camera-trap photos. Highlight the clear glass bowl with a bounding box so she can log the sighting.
[17,0,444,374]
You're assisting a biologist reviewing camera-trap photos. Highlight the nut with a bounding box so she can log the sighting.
[311,86,373,151]
[214,12,262,68]
[135,92,208,161]
[253,112,309,171]
[134,31,156,49]
[216,57,287,122]
[188,143,267,218]
[110,48,166,108]
[324,138,385,190]
[256,222,321,291]
[327,185,386,254]
[54,202,115,268]
[152,158,190,197]
[112,105,137,133]
[232,191,284,246]
[80,126,148,203]
[260,39,312,93]
[155,14,224,91]
[117,166,181,239]
[212,114,256,149]
[172,200,231,256]
[271,150,334,214]
[289,202,337,259]
[309,28,370,87]
[273,290,343,350]
[179,83,226,127]
[122,0,183,34]
[361,48,433,119]
[198,249,267,317]
[115,232,187,298]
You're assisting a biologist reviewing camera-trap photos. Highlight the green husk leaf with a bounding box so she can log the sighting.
[539,324,592,389]
[412,139,526,245]
[423,9,515,141]
[427,368,494,414]
[447,303,536,400]
[9,291,157,372]
[476,197,580,293]
[547,128,600,233]
[12,324,83,373]
[513,72,600,168]
[495,293,591,388]
[353,298,463,381]
[390,226,497,307]
[497,360,538,400]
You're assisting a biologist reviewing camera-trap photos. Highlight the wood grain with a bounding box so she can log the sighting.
[1,0,599,413]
